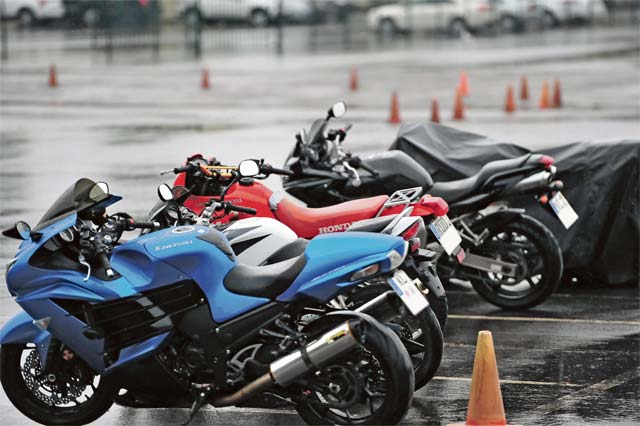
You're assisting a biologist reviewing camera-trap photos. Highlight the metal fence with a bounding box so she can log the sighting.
[1,0,639,61]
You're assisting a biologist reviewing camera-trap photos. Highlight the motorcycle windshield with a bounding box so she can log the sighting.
[34,178,120,231]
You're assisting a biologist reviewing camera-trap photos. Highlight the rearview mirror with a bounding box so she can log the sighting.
[328,101,347,119]
[89,181,109,201]
[238,160,260,177]
[157,184,174,202]
[2,221,32,240]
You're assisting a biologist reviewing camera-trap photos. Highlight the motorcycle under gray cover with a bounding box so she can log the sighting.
[390,122,639,286]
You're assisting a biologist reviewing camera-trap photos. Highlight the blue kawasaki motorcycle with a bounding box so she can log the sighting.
[0,173,421,425]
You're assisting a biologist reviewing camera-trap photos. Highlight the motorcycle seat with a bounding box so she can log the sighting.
[272,194,389,238]
[263,238,309,265]
[429,154,537,202]
[346,215,396,233]
[224,254,307,299]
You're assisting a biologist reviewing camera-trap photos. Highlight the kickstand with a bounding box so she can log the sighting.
[183,390,209,426]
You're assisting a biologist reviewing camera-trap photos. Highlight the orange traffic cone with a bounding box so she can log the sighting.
[552,79,562,108]
[49,65,58,88]
[449,331,509,426]
[201,67,210,90]
[453,88,465,121]
[505,85,516,114]
[458,72,470,97]
[539,80,550,109]
[389,92,401,124]
[349,67,359,91]
[431,98,440,123]
[520,76,529,101]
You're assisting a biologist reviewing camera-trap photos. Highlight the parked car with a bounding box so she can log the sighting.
[491,0,540,32]
[534,0,608,26]
[63,0,161,29]
[0,0,65,28]
[366,0,497,36]
[178,0,313,27]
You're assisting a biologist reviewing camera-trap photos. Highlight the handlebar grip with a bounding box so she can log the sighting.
[132,221,160,230]
[269,166,294,176]
[96,252,114,278]
[261,164,295,176]
[228,204,257,215]
[357,160,379,176]
[173,163,196,174]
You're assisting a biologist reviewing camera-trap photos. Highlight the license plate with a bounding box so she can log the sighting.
[429,215,462,256]
[549,192,578,229]
[388,270,429,316]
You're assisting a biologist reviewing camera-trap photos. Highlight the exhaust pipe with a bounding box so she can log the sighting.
[210,319,364,407]
[505,171,553,195]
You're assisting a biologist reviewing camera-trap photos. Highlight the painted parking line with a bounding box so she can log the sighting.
[432,376,583,387]
[527,366,640,416]
[448,314,640,326]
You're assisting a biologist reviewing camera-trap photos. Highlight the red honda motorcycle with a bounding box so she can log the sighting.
[169,157,460,254]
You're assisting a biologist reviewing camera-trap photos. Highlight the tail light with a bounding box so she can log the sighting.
[420,196,449,217]
[408,238,422,253]
[400,222,421,241]
[538,155,555,169]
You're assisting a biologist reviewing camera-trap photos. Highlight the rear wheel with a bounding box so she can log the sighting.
[345,285,444,390]
[0,343,116,425]
[295,316,414,425]
[467,215,563,310]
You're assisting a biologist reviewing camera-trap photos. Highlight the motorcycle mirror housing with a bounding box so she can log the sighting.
[2,221,32,240]
[157,184,174,202]
[328,101,347,120]
[89,181,109,200]
[239,160,260,177]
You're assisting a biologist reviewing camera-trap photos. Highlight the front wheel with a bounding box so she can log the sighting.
[295,316,414,425]
[467,215,563,310]
[1,343,116,425]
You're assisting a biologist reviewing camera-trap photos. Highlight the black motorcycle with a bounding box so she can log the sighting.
[282,101,566,310]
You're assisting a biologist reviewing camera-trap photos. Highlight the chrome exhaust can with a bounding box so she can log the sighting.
[270,320,361,385]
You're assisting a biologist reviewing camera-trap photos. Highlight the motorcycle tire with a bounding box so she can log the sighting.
[295,315,414,425]
[467,214,563,310]
[346,285,444,390]
[1,343,116,425]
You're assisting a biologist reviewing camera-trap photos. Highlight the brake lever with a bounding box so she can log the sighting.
[343,161,361,187]
[78,254,91,282]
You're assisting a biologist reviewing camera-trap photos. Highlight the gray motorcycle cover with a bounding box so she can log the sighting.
[390,122,639,286]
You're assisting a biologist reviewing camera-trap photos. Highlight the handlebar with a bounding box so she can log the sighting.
[261,163,294,177]
[349,156,379,176]
[226,204,257,215]
[96,252,114,278]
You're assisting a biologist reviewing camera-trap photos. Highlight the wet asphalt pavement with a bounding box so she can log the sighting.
[0,24,639,425]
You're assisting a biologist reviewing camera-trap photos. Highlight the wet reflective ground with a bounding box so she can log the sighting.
[0,25,639,425]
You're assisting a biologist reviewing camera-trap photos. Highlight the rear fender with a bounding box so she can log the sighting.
[0,311,52,368]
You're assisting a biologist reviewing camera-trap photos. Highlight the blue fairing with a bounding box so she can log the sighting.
[277,232,407,303]
[136,226,270,322]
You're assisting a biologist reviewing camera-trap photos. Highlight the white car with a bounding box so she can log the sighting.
[0,0,65,27]
[178,0,313,27]
[366,0,496,35]
[534,0,608,26]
